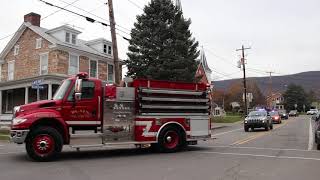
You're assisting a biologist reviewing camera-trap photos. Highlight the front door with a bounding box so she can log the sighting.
[63,80,100,127]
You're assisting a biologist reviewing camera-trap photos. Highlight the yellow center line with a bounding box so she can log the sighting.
[230,121,289,146]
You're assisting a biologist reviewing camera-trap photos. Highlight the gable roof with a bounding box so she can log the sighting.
[196,49,212,83]
[0,22,113,61]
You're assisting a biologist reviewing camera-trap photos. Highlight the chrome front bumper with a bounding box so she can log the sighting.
[10,130,29,144]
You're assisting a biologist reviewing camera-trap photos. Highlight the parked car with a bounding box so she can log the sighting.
[307,109,318,115]
[270,111,282,124]
[278,110,289,119]
[314,112,320,150]
[289,110,298,117]
[244,110,273,132]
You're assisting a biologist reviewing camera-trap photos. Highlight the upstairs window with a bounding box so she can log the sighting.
[108,46,112,55]
[39,53,48,75]
[103,44,112,55]
[14,45,19,56]
[103,44,107,54]
[71,34,76,44]
[36,38,42,49]
[68,54,79,75]
[89,60,98,78]
[108,64,114,82]
[65,32,77,44]
[8,61,14,81]
[65,32,70,43]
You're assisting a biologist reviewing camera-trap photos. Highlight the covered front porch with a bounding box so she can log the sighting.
[0,74,67,121]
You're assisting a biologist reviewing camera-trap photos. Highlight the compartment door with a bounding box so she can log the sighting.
[190,117,210,137]
[103,87,135,143]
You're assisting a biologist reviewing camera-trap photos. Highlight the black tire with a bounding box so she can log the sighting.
[265,124,269,131]
[317,144,320,151]
[244,126,249,132]
[156,126,185,153]
[26,126,63,162]
[270,123,273,130]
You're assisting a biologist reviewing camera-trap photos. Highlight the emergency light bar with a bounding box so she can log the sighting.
[76,72,89,79]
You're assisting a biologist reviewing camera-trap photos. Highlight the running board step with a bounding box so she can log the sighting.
[70,133,103,139]
[70,141,157,149]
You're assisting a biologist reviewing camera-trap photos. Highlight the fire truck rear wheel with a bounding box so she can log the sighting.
[26,126,63,162]
[156,126,185,153]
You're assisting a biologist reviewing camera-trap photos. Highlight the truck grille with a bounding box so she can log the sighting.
[248,119,261,123]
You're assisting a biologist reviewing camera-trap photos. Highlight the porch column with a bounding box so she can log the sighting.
[25,87,29,104]
[0,90,2,115]
[48,83,52,100]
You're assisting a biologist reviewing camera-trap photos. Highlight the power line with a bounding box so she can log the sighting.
[62,3,106,25]
[57,0,131,34]
[39,0,109,26]
[126,0,144,10]
[204,47,238,68]
[212,71,242,81]
[41,0,81,20]
[0,0,81,42]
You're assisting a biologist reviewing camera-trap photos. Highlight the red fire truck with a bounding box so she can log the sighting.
[10,72,211,161]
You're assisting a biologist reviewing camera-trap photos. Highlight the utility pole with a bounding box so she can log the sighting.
[236,45,251,116]
[266,71,274,108]
[108,0,121,85]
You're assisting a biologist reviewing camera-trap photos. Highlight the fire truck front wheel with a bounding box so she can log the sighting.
[156,126,185,153]
[25,126,63,162]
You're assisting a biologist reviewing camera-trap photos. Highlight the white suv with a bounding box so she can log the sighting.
[307,109,318,115]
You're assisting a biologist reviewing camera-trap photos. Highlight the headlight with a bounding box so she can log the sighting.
[262,120,265,123]
[244,120,248,124]
[12,118,27,125]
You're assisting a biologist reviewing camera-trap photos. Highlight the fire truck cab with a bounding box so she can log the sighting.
[10,72,211,161]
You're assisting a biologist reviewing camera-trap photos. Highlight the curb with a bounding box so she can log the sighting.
[211,126,227,130]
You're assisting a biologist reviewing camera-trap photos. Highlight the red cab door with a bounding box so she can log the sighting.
[62,79,102,127]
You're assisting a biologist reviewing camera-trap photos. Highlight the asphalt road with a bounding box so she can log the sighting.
[0,115,319,180]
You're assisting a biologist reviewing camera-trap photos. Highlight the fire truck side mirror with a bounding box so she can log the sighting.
[75,79,82,93]
[74,79,82,101]
[74,93,82,101]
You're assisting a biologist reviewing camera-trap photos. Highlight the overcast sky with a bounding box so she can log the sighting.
[1,0,320,80]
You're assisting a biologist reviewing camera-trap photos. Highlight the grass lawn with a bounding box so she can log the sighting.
[0,129,10,141]
[211,115,243,123]
[0,133,9,141]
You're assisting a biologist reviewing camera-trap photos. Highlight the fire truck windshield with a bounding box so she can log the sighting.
[53,79,71,100]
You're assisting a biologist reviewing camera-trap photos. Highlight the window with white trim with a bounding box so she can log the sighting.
[71,34,76,44]
[14,45,19,56]
[36,38,42,49]
[108,46,112,55]
[40,53,48,75]
[108,64,114,82]
[89,60,98,78]
[68,54,79,75]
[8,61,14,81]
[65,32,70,43]
[103,44,107,54]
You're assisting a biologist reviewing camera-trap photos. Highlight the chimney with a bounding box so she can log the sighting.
[24,12,41,26]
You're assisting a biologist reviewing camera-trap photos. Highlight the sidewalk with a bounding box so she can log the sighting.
[211,121,243,130]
